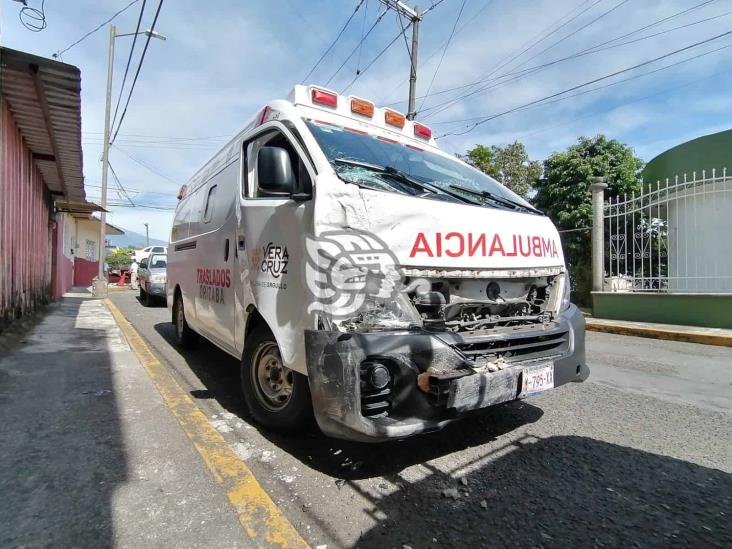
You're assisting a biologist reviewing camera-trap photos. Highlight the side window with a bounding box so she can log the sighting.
[152,246,164,253]
[243,130,312,199]
[203,184,217,223]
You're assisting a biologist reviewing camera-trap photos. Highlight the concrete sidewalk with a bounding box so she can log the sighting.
[0,289,247,548]
[586,317,732,347]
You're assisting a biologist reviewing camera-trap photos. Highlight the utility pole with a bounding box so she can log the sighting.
[93,24,115,297]
[144,223,149,246]
[378,0,421,120]
[93,25,166,298]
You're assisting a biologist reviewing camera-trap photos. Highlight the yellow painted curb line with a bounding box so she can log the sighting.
[585,320,732,347]
[104,299,310,549]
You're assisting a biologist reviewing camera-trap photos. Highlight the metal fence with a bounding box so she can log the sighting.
[603,168,732,293]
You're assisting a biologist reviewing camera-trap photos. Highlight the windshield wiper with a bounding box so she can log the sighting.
[449,184,543,215]
[332,158,480,205]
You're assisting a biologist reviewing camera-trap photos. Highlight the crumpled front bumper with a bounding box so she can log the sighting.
[305,304,587,442]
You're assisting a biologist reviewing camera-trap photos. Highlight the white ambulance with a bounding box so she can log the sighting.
[167,85,587,441]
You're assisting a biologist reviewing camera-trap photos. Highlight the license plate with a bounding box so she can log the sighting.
[521,363,554,396]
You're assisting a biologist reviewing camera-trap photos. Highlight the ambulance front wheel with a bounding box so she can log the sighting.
[173,293,198,348]
[241,327,312,431]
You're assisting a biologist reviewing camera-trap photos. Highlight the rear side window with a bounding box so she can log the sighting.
[203,184,217,223]
[152,246,165,252]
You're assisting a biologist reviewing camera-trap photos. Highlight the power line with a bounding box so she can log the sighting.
[111,0,147,133]
[356,0,372,74]
[395,11,412,60]
[340,19,414,94]
[420,6,732,120]
[430,0,601,112]
[420,0,727,118]
[94,202,176,211]
[579,0,719,54]
[423,0,450,14]
[83,131,228,140]
[85,182,174,196]
[399,0,720,109]
[488,7,732,83]
[85,141,220,150]
[509,0,632,74]
[324,7,389,86]
[421,0,620,117]
[417,0,467,113]
[300,0,367,83]
[432,41,732,127]
[53,0,140,59]
[108,163,136,206]
[436,30,732,137]
[110,0,165,144]
[112,144,179,184]
[513,58,732,144]
[19,0,47,32]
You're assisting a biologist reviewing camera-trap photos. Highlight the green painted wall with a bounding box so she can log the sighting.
[592,292,732,329]
[642,129,732,184]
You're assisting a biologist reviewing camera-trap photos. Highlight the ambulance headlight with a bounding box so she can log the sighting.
[342,292,422,332]
[561,275,571,311]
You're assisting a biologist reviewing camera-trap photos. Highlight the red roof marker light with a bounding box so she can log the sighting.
[311,88,338,107]
[414,123,432,139]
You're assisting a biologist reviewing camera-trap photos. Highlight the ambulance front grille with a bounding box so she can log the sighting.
[454,330,569,363]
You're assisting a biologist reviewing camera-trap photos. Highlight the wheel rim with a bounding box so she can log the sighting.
[250,342,294,412]
[176,300,185,338]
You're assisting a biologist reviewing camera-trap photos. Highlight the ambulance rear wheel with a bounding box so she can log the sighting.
[173,294,197,348]
[241,327,312,431]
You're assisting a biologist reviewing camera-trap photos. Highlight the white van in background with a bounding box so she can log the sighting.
[134,245,167,264]
[166,85,587,441]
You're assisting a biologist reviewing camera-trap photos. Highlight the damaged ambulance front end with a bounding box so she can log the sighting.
[295,90,588,442]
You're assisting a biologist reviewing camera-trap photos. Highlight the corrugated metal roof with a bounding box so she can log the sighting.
[0,47,86,203]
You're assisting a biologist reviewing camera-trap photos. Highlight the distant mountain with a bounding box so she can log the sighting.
[108,228,167,249]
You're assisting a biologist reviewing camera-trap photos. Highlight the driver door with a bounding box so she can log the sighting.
[235,124,315,374]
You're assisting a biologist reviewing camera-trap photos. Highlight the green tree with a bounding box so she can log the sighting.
[464,141,542,198]
[106,247,133,270]
[533,135,644,305]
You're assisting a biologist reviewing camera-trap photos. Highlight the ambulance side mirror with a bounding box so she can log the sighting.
[257,147,297,196]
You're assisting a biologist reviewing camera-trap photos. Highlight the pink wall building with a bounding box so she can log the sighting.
[1,47,97,329]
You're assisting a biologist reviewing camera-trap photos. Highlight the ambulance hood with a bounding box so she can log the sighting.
[313,177,565,271]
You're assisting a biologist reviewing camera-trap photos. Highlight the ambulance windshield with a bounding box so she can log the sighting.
[305,120,533,209]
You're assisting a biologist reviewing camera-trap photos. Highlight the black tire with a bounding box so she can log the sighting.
[240,327,312,431]
[139,286,147,305]
[143,285,152,307]
[173,294,197,348]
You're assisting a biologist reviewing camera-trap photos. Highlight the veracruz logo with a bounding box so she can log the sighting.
[409,232,559,259]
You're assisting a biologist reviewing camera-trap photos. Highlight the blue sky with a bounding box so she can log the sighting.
[3,0,731,240]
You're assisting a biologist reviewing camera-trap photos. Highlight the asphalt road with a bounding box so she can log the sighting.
[110,291,732,548]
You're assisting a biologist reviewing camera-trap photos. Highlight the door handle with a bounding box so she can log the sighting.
[224,238,230,262]
[237,236,246,250]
